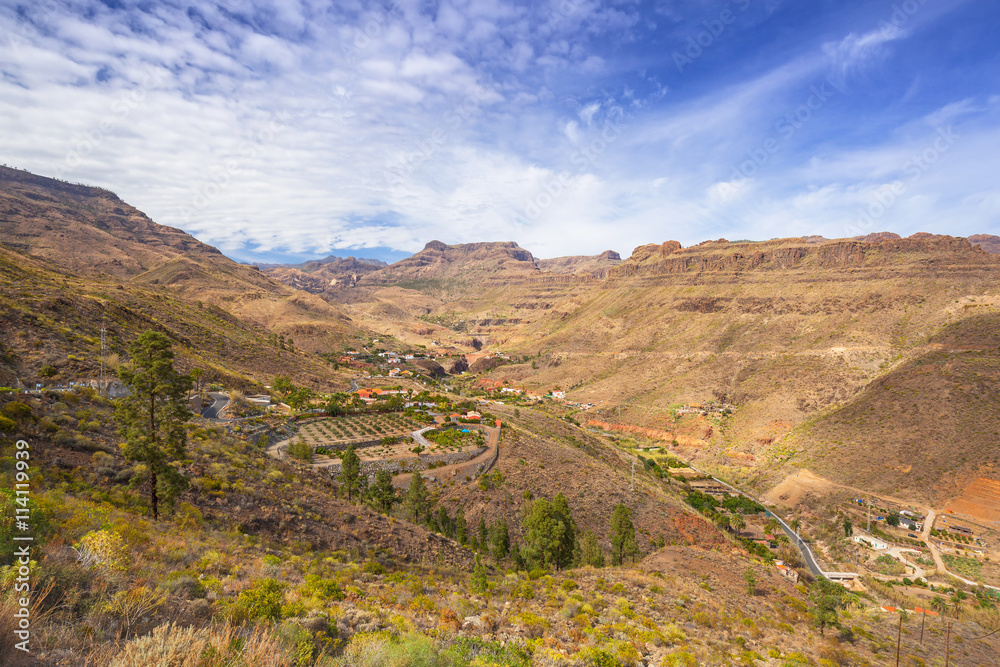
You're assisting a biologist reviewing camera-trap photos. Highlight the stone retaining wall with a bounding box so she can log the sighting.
[323,446,487,480]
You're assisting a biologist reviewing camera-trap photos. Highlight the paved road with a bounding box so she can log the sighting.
[770,511,826,579]
[349,378,359,391]
[411,426,436,449]
[685,463,827,578]
[201,392,230,421]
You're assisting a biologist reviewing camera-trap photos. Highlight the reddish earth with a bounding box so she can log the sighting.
[947,476,1000,523]
[587,420,675,441]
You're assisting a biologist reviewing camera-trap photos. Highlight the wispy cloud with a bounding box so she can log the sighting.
[0,0,997,262]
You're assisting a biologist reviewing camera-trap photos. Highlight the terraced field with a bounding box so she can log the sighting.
[296,413,425,447]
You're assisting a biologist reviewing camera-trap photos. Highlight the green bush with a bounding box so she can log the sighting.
[0,416,15,434]
[576,647,618,667]
[1,402,32,421]
[302,575,344,601]
[287,440,313,463]
[363,560,387,576]
[229,578,286,623]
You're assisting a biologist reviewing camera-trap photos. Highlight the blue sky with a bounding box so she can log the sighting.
[1,0,998,263]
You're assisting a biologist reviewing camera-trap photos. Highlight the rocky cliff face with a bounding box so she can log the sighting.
[261,256,388,292]
[610,234,996,280]
[537,250,622,278]
[358,240,540,288]
[969,234,1000,254]
[0,166,369,356]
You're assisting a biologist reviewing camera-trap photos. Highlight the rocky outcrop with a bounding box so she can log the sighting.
[969,234,1000,254]
[612,234,997,280]
[469,356,506,374]
[537,250,622,278]
[261,256,387,292]
[358,241,539,288]
[412,358,447,378]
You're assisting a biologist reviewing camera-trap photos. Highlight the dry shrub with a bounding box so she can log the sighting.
[102,586,163,638]
[100,622,295,667]
[0,582,55,666]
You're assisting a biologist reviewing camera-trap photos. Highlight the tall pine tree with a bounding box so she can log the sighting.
[404,472,429,523]
[610,503,639,565]
[115,331,192,520]
[340,445,366,501]
[369,469,397,513]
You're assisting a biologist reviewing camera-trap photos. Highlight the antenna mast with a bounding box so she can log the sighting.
[100,320,106,397]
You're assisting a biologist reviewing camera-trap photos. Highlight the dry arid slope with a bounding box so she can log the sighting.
[784,311,1000,505]
[328,235,1000,505]
[438,407,730,557]
[0,167,372,388]
[0,244,350,391]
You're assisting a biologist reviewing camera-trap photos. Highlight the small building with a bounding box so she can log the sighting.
[775,561,799,583]
[854,535,888,550]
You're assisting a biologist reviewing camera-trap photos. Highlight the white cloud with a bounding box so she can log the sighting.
[0,0,996,264]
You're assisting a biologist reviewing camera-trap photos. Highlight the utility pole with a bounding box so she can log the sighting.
[99,321,106,397]
[919,609,926,644]
[895,613,902,667]
[868,496,872,534]
[631,458,635,492]
[944,621,951,667]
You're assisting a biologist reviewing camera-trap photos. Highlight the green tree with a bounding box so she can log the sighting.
[610,504,639,566]
[470,556,489,594]
[286,386,314,410]
[340,445,365,501]
[115,331,192,520]
[730,514,747,536]
[489,518,510,561]
[404,473,429,523]
[930,595,948,615]
[886,512,900,527]
[522,498,567,570]
[273,376,294,394]
[552,492,577,567]
[843,518,853,537]
[368,469,397,513]
[438,507,454,538]
[712,512,731,534]
[455,508,468,544]
[477,517,488,547]
[190,367,204,393]
[580,529,605,568]
[809,579,846,635]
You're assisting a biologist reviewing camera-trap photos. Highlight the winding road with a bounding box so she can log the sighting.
[685,463,827,578]
[200,392,230,421]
